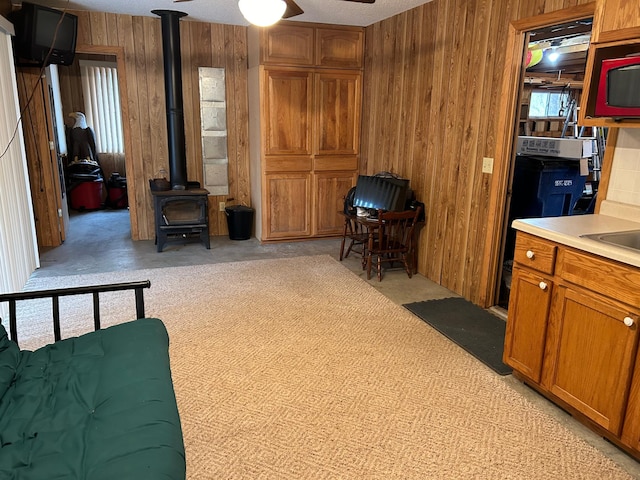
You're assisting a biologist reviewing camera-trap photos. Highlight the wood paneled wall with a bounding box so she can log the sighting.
[3,0,599,305]
[70,11,250,240]
[361,0,593,305]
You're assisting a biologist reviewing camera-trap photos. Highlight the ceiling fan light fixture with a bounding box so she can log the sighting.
[238,0,287,27]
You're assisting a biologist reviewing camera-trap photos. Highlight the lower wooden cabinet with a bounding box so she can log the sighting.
[542,286,639,435]
[314,171,357,236]
[264,172,312,239]
[505,231,640,458]
[622,352,640,450]
[262,169,357,240]
[504,268,552,383]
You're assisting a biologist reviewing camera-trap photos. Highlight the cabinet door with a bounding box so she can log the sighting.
[594,0,640,43]
[264,172,311,239]
[503,267,553,383]
[622,347,640,450]
[261,25,314,66]
[315,71,362,155]
[543,286,639,435]
[314,171,358,236]
[316,28,364,68]
[264,69,312,155]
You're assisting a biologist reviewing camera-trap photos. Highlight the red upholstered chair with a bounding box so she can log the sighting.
[365,206,422,281]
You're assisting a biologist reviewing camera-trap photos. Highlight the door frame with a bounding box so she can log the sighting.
[478,3,597,308]
[71,44,139,239]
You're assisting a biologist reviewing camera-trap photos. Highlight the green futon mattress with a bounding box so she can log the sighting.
[0,318,185,480]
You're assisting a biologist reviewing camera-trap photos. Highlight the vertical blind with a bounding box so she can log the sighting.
[0,20,39,303]
[80,60,124,154]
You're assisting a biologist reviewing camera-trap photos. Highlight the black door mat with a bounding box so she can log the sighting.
[404,297,512,376]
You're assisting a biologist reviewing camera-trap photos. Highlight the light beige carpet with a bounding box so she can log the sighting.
[17,255,633,479]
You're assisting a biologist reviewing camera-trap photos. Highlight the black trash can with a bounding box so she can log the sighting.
[225,205,254,240]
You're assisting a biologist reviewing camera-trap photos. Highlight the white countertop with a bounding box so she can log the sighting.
[512,213,640,268]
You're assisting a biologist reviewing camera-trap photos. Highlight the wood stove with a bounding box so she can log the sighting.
[152,188,210,252]
[151,9,211,252]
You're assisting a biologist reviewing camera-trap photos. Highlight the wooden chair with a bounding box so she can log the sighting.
[339,212,368,261]
[365,206,422,281]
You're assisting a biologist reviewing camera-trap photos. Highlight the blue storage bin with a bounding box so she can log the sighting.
[510,155,587,219]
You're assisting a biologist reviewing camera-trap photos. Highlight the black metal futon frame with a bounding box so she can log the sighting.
[0,280,150,347]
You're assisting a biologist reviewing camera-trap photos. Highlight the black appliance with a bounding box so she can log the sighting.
[10,2,78,67]
[150,10,210,251]
[352,174,410,213]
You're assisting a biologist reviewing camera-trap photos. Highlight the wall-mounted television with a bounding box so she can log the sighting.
[10,2,78,67]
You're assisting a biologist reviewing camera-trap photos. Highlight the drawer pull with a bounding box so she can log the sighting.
[526,250,535,259]
[539,281,548,291]
[624,317,635,327]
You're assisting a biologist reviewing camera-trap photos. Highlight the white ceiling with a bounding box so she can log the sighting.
[36,0,434,27]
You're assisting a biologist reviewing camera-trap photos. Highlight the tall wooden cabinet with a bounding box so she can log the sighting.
[248,22,363,241]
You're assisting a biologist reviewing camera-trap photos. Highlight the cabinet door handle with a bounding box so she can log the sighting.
[526,250,535,259]
[624,317,635,327]
[539,281,548,291]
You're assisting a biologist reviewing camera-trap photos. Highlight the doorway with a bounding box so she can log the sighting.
[493,10,600,311]
[57,49,131,239]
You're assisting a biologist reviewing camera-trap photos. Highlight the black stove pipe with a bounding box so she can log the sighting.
[152,9,188,190]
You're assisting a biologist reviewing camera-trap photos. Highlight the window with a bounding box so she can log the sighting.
[529,90,571,117]
[80,60,124,154]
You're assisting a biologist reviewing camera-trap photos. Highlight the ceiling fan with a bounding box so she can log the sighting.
[173,0,376,22]
[281,0,376,20]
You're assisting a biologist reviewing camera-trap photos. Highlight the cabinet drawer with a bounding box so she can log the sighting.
[514,233,557,275]
[264,156,312,173]
[313,156,358,172]
[558,248,640,307]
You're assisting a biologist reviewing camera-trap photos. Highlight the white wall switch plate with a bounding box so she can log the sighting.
[482,157,494,174]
